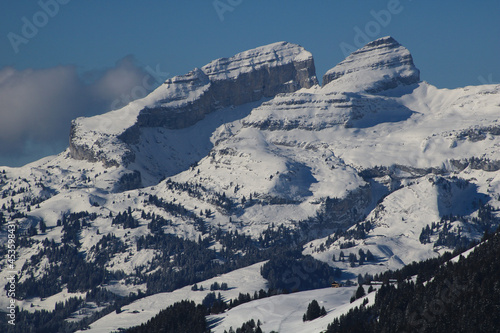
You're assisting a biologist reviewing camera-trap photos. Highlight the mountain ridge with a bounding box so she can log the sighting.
[69,41,318,173]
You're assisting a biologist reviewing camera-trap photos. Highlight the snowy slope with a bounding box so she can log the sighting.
[305,171,496,276]
[208,286,366,333]
[77,262,268,333]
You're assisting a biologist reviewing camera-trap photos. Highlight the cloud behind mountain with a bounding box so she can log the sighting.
[0,56,156,166]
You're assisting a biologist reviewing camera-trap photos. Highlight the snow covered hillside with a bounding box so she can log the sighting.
[1,36,499,332]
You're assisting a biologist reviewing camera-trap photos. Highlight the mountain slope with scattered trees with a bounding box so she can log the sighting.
[326,228,500,333]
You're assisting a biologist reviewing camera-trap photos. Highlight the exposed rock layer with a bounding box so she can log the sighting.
[322,36,420,92]
[134,42,318,132]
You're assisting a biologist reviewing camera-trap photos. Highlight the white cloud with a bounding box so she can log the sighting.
[0,56,158,166]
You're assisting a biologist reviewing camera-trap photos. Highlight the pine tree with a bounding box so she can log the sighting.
[366,249,375,261]
[304,299,322,321]
[39,219,47,233]
[320,306,327,316]
[355,285,366,299]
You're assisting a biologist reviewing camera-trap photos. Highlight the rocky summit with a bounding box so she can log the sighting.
[322,36,420,92]
[69,42,317,171]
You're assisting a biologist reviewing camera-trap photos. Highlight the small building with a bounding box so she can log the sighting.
[370,281,384,285]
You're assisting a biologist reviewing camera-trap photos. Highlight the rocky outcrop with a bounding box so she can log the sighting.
[242,90,415,132]
[133,42,318,132]
[322,36,420,92]
[69,123,131,168]
[450,158,500,172]
[317,184,372,229]
[240,37,421,133]
[69,122,135,168]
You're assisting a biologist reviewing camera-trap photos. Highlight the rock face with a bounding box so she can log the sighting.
[322,36,420,92]
[241,37,421,133]
[69,41,318,166]
[134,41,318,132]
[241,90,415,131]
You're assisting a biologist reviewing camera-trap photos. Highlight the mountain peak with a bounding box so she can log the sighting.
[322,36,420,92]
[201,41,315,81]
[364,35,399,48]
[69,41,318,177]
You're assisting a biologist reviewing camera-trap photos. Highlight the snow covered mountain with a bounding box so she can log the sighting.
[322,36,420,92]
[1,36,500,332]
[69,41,317,187]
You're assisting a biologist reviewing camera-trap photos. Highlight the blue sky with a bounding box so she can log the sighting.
[0,0,499,166]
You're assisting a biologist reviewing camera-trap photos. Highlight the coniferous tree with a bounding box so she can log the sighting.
[303,299,322,321]
[39,219,47,233]
[355,285,365,299]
